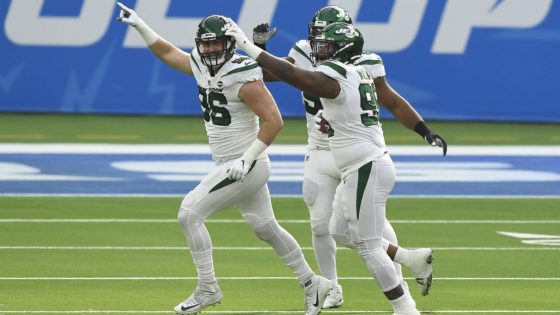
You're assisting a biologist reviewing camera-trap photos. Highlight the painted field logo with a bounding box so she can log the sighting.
[498,231,560,246]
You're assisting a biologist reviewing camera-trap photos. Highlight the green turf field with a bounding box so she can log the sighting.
[0,197,559,314]
[1,114,559,314]
[1,113,559,144]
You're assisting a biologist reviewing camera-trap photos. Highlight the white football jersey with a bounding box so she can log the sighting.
[190,49,263,161]
[315,60,387,174]
[288,40,386,150]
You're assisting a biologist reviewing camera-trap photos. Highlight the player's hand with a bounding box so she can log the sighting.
[425,133,447,156]
[227,158,250,181]
[253,23,277,45]
[313,110,330,134]
[225,18,252,50]
[116,2,141,27]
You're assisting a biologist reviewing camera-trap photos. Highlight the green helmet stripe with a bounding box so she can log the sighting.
[224,63,259,76]
[292,45,313,64]
[321,61,347,78]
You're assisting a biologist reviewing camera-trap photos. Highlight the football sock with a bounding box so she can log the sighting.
[282,249,315,286]
[383,221,404,281]
[356,240,400,291]
[312,233,338,282]
[253,220,314,285]
[191,248,217,285]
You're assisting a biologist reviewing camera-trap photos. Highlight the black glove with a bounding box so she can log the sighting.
[252,23,277,50]
[414,121,448,156]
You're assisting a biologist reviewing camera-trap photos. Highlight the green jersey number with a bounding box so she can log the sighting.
[302,92,323,116]
[198,87,231,126]
[357,70,380,126]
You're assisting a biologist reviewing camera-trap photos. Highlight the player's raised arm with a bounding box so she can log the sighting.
[116,2,193,76]
[375,76,447,156]
[227,19,340,99]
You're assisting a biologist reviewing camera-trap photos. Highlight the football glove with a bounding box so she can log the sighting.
[425,133,448,156]
[225,18,263,59]
[116,2,140,27]
[313,110,331,134]
[253,23,277,49]
[414,121,447,156]
[116,2,158,45]
[227,158,251,181]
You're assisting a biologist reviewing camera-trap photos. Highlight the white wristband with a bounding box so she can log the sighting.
[239,40,263,60]
[241,138,268,164]
[135,20,159,46]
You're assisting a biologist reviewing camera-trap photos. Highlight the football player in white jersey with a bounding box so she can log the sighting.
[252,6,444,308]
[227,19,447,315]
[116,3,332,315]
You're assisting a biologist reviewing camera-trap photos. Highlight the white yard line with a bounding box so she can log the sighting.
[0,311,558,314]
[0,276,558,281]
[0,144,559,156]
[1,219,559,224]
[0,246,558,251]
[1,194,560,198]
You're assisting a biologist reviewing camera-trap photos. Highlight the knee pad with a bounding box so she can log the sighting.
[177,205,205,228]
[331,232,356,249]
[311,222,329,237]
[253,219,280,242]
[302,178,319,207]
[355,239,384,257]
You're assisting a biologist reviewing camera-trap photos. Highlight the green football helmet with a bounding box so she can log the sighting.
[311,22,364,66]
[195,15,235,70]
[308,5,352,41]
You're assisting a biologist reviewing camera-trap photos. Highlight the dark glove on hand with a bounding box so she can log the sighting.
[414,121,448,156]
[252,23,277,50]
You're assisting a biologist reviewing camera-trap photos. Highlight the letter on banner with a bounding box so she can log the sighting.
[433,0,553,54]
[124,0,278,48]
[330,0,428,53]
[5,0,115,46]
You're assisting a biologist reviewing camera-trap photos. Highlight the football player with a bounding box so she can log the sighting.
[252,5,443,308]
[116,3,331,315]
[227,18,447,315]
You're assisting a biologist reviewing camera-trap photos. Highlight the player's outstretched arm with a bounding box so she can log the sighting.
[116,2,193,76]
[375,76,447,156]
[227,19,339,98]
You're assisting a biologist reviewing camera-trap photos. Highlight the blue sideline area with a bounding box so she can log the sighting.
[1,151,559,197]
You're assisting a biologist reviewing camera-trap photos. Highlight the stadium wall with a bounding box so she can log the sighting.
[1,0,559,122]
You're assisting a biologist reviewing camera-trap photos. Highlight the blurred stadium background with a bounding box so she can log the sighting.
[1,0,559,314]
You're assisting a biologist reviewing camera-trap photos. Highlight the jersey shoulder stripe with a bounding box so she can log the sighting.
[356,59,382,66]
[320,61,347,78]
[191,54,201,71]
[291,44,313,64]
[223,63,259,77]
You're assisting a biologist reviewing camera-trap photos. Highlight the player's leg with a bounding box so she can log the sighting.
[236,158,331,315]
[383,220,406,286]
[174,159,269,314]
[387,241,434,296]
[303,149,343,308]
[344,154,419,314]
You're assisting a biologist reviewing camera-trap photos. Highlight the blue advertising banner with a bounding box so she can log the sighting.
[1,0,559,122]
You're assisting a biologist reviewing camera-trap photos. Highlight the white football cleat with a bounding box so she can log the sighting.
[174,282,223,314]
[407,248,433,296]
[303,275,332,315]
[322,283,343,309]
[392,294,420,315]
